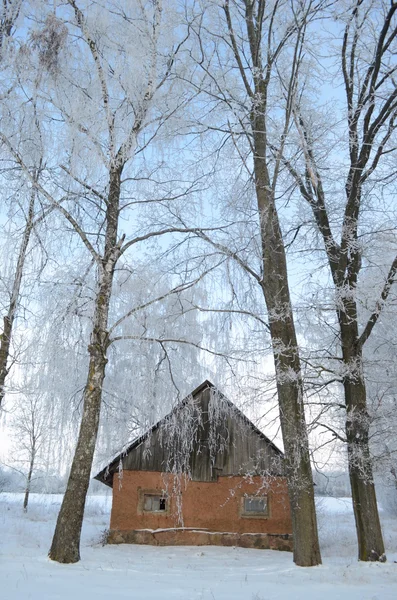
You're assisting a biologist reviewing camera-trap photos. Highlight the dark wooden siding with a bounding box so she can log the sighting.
[119,386,283,481]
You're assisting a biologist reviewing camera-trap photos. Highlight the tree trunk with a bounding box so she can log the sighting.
[49,167,121,563]
[219,0,321,565]
[259,215,321,567]
[253,136,321,566]
[269,315,321,567]
[0,188,35,408]
[0,314,13,407]
[48,339,108,562]
[340,317,385,561]
[23,448,35,513]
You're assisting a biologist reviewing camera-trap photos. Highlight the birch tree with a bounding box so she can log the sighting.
[0,0,213,563]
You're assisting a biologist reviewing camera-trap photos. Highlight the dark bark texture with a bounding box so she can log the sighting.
[47,0,163,562]
[338,10,395,562]
[340,315,385,561]
[227,0,322,566]
[254,145,321,567]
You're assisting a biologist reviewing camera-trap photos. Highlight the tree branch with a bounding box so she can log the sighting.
[0,133,102,266]
[357,253,397,349]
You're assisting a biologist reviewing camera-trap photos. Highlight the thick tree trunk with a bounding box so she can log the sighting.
[269,317,321,567]
[48,339,108,562]
[49,167,121,563]
[259,219,321,567]
[253,140,321,566]
[340,317,385,561]
[221,0,321,565]
[0,189,35,408]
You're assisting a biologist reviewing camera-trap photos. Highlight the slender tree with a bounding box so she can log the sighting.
[1,385,50,511]
[16,393,48,511]
[0,0,29,408]
[0,178,42,409]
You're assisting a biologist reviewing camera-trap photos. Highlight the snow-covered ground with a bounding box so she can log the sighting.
[1,492,396,600]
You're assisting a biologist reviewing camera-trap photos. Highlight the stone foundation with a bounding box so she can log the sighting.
[107,528,293,551]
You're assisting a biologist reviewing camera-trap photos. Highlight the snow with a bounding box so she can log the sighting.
[1,493,396,600]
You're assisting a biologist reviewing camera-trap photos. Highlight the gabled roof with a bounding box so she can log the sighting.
[94,379,283,487]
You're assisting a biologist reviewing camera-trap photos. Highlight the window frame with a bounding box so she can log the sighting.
[138,488,169,515]
[241,494,269,519]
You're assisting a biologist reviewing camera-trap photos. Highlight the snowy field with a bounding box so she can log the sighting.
[1,493,396,600]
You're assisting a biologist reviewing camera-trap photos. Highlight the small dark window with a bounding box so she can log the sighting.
[242,495,268,516]
[143,494,167,512]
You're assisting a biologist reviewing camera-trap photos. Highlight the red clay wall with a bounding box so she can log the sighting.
[110,471,292,536]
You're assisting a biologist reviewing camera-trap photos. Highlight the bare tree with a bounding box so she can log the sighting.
[186,0,324,566]
[20,395,45,512]
[0,0,214,562]
[3,390,49,511]
[0,0,29,408]
[283,0,397,562]
[0,177,42,409]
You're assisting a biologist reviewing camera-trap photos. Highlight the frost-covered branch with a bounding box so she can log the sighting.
[358,253,397,349]
[0,133,102,266]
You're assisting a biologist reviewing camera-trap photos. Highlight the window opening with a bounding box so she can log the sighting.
[143,494,167,512]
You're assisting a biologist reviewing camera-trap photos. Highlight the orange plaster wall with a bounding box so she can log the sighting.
[110,471,292,535]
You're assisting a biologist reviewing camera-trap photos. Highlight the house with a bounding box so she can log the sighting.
[95,380,293,550]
